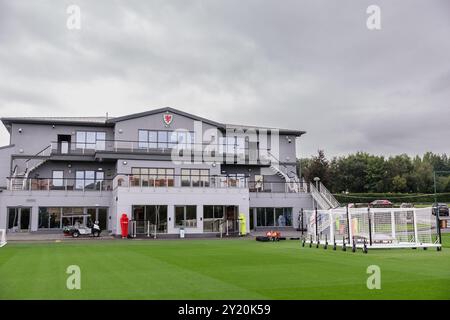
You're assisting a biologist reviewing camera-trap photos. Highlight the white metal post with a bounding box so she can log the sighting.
[329,209,334,244]
[413,210,419,245]
[391,210,396,241]
[348,212,353,244]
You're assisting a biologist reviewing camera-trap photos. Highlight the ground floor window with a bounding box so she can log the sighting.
[132,205,168,234]
[7,207,31,231]
[38,207,109,229]
[203,205,225,232]
[175,205,197,228]
[86,207,109,231]
[255,207,292,227]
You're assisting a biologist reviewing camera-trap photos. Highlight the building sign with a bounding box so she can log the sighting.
[163,113,173,126]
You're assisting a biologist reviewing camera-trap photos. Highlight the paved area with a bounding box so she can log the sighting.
[6,232,114,242]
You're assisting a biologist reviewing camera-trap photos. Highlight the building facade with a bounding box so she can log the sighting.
[0,107,338,237]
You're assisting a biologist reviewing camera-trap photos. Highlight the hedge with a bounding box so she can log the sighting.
[333,192,450,204]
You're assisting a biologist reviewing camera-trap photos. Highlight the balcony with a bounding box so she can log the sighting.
[6,174,249,192]
[7,177,113,192]
[113,174,248,189]
[7,175,307,194]
[49,140,269,164]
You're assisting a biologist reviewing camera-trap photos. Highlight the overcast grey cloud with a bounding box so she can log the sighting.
[0,0,449,157]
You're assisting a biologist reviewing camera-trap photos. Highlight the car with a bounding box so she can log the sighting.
[432,203,449,217]
[370,199,393,208]
[63,221,102,238]
[400,203,414,208]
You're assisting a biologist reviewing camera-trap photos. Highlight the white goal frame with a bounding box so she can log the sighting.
[303,207,442,250]
[0,229,6,247]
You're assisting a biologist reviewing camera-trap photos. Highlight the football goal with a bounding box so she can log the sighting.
[0,229,6,248]
[302,207,442,252]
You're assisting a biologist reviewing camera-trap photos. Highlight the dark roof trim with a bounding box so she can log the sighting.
[106,107,224,128]
[0,118,113,127]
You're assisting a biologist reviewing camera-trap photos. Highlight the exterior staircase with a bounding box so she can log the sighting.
[309,182,341,209]
[9,144,51,191]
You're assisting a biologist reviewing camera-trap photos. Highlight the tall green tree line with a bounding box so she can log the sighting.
[298,151,450,193]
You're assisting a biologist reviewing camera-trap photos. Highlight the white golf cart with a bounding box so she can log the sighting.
[63,214,101,238]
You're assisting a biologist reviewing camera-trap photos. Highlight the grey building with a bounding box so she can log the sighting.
[0,107,338,237]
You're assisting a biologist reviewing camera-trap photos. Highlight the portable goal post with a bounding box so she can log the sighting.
[303,207,442,250]
[0,229,6,248]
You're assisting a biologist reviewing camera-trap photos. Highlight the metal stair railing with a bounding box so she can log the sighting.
[319,182,340,208]
[309,182,331,209]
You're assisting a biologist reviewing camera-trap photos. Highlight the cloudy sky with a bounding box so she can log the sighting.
[0,0,449,158]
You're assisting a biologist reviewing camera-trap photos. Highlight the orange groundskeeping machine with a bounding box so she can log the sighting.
[266,231,281,241]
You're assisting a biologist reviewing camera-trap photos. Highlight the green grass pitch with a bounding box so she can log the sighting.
[1,235,449,299]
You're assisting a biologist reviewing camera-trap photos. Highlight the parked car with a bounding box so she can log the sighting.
[370,199,393,208]
[400,203,414,208]
[432,203,449,217]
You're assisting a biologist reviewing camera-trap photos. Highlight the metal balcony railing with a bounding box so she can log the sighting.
[7,175,309,194]
[7,177,113,192]
[49,140,270,160]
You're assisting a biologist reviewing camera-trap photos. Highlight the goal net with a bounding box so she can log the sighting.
[0,229,6,247]
[303,207,441,250]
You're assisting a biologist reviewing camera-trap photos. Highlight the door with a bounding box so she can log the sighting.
[225,206,239,233]
[57,135,71,154]
[7,207,31,232]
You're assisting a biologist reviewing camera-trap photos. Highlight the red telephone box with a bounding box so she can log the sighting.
[120,213,129,238]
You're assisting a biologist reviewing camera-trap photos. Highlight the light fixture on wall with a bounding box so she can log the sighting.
[212,161,216,167]
[18,128,22,133]
[118,129,123,134]
[123,161,128,165]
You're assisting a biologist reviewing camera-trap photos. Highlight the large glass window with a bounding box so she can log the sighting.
[256,207,292,227]
[203,206,225,232]
[76,131,106,150]
[38,207,62,229]
[132,205,168,234]
[175,205,197,228]
[138,130,194,150]
[131,167,174,187]
[75,171,104,190]
[181,169,210,187]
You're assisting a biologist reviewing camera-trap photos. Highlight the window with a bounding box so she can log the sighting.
[38,207,62,229]
[138,130,194,150]
[52,171,64,187]
[175,205,197,228]
[181,169,210,187]
[158,131,168,148]
[203,206,225,232]
[76,131,106,150]
[75,171,104,190]
[255,207,293,227]
[226,173,246,187]
[131,167,174,187]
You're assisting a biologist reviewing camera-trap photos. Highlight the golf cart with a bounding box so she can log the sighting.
[63,214,101,238]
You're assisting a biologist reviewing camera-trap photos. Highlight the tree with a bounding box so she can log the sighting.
[392,175,407,192]
[301,150,330,187]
